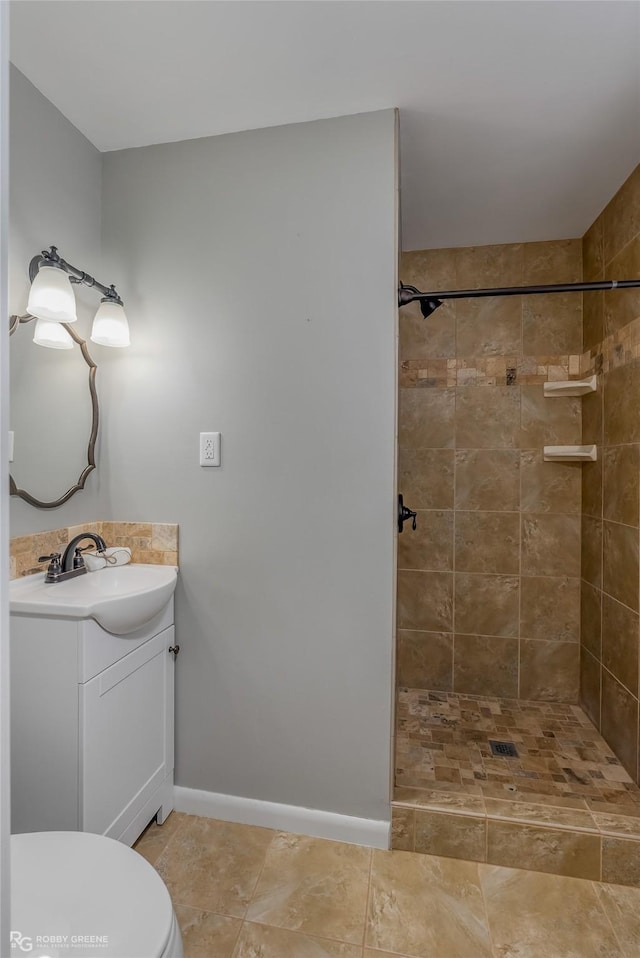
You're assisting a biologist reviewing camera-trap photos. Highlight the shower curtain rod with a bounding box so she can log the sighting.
[398,278,640,318]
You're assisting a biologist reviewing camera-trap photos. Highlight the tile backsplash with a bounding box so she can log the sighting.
[10,521,178,579]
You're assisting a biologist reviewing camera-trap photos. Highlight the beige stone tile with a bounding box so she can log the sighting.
[455,512,519,575]
[232,922,362,958]
[602,595,639,696]
[479,864,622,957]
[520,575,580,642]
[484,798,597,833]
[582,457,603,519]
[401,248,457,291]
[486,820,601,879]
[246,832,371,944]
[523,238,582,285]
[593,813,640,838]
[580,581,602,658]
[400,301,455,361]
[155,817,274,916]
[393,786,486,816]
[151,522,179,551]
[520,385,581,447]
[396,630,453,691]
[364,952,404,958]
[456,295,522,356]
[456,243,524,289]
[601,670,639,782]
[580,649,602,729]
[519,640,579,702]
[391,806,415,851]
[176,906,241,958]
[454,634,518,698]
[133,810,188,866]
[596,882,640,957]
[521,514,581,577]
[397,510,453,572]
[604,361,640,446]
[454,449,520,512]
[398,448,454,510]
[399,388,455,450]
[582,516,603,590]
[520,450,581,514]
[583,383,604,445]
[522,292,582,355]
[117,521,153,537]
[584,290,604,352]
[366,849,492,958]
[414,809,486,862]
[584,214,605,282]
[454,573,519,638]
[602,837,640,887]
[397,570,453,632]
[604,445,640,528]
[603,520,639,612]
[604,237,640,336]
[455,386,520,449]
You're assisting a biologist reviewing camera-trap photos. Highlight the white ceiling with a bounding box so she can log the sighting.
[9,0,640,251]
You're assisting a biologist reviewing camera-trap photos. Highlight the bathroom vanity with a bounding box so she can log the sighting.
[10,567,177,846]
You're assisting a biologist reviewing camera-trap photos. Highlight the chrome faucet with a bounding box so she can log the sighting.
[39,531,108,583]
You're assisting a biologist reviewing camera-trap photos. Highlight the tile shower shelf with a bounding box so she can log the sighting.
[543,375,597,397]
[543,445,597,462]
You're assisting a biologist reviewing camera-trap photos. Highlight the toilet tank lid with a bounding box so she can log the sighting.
[11,831,174,958]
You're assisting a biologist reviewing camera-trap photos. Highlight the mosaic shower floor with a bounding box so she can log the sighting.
[395,689,640,808]
[393,690,640,884]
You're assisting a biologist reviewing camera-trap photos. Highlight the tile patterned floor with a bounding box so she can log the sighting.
[135,811,640,958]
[396,689,640,806]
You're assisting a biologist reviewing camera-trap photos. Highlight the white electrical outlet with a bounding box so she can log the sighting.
[199,432,221,467]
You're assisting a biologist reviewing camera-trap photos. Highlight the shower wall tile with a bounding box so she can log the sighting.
[454,450,520,512]
[453,634,519,698]
[521,514,581,578]
[603,520,639,612]
[604,236,640,336]
[397,570,453,632]
[456,296,521,357]
[580,581,602,659]
[520,387,581,448]
[398,237,584,704]
[399,388,456,449]
[455,512,520,575]
[603,444,640,527]
[581,516,603,590]
[396,630,453,691]
[580,648,602,729]
[520,450,581,514]
[602,161,640,266]
[583,215,604,283]
[454,573,520,638]
[398,448,454,510]
[581,459,603,519]
[583,290,604,352]
[518,639,579,703]
[397,510,453,572]
[601,669,639,781]
[520,576,580,642]
[603,361,640,445]
[455,386,520,449]
[602,595,639,696]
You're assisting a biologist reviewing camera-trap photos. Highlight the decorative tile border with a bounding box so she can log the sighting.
[10,520,179,579]
[400,355,582,388]
[581,315,640,377]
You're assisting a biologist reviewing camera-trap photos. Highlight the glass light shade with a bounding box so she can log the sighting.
[27,266,77,322]
[33,318,74,349]
[91,300,130,347]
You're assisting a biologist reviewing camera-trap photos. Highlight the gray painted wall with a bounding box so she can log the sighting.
[101,112,398,820]
[9,67,104,531]
[9,70,398,821]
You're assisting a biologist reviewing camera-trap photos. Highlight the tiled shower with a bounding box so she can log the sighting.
[393,162,640,885]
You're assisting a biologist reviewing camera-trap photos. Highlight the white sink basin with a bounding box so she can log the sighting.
[10,564,178,635]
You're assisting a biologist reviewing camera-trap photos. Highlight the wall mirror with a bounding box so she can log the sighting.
[9,314,98,508]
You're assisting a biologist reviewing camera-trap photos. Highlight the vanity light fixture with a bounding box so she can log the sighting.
[27,246,130,348]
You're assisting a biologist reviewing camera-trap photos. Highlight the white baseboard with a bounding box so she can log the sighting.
[173,786,390,849]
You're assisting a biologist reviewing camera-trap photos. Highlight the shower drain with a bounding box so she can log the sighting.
[489,739,519,758]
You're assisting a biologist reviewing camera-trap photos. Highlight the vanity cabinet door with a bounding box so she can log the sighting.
[80,626,174,838]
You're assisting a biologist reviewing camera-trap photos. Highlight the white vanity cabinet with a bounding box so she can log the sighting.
[10,599,175,846]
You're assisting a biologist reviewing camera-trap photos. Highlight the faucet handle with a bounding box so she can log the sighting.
[38,553,62,576]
